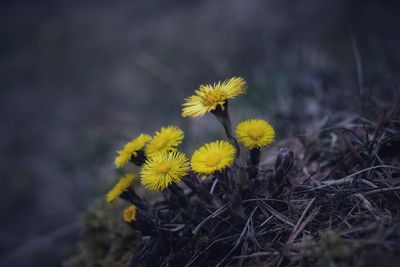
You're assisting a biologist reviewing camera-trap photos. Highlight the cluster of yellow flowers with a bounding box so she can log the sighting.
[107,77,275,223]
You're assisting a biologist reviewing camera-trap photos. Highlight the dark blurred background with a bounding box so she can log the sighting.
[0,0,399,266]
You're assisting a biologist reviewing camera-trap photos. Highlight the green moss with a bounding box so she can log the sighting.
[63,200,142,267]
[301,231,352,267]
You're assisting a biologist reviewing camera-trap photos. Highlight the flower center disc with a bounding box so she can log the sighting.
[206,153,221,167]
[248,127,264,140]
[202,89,226,106]
[124,209,134,219]
[154,137,168,150]
[157,162,171,173]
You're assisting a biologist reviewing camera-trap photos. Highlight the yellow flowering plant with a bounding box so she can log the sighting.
[182,76,247,118]
[104,77,294,266]
[141,151,190,191]
[106,173,136,202]
[115,134,151,168]
[145,126,184,156]
[191,140,236,175]
[123,205,137,223]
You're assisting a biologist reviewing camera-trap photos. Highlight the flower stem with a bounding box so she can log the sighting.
[215,170,245,219]
[183,173,222,207]
[168,183,193,217]
[121,189,150,211]
[130,149,147,166]
[211,101,241,157]
[247,148,260,179]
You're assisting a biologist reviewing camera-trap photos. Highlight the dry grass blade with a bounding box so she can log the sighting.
[258,200,295,227]
[317,165,400,188]
[215,207,258,267]
[184,235,239,267]
[192,204,229,235]
[286,198,316,245]
[364,186,400,196]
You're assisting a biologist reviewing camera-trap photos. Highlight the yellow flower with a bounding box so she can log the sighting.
[182,77,247,117]
[235,119,275,149]
[106,173,136,202]
[123,205,137,223]
[140,151,190,191]
[115,134,151,168]
[191,140,236,175]
[145,126,184,156]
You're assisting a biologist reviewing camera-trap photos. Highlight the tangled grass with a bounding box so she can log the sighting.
[154,109,400,267]
[66,84,400,267]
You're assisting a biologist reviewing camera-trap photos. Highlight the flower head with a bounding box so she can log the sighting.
[106,173,136,202]
[115,134,151,168]
[140,151,190,191]
[235,119,275,149]
[123,205,137,223]
[182,77,247,117]
[191,140,236,175]
[145,126,184,156]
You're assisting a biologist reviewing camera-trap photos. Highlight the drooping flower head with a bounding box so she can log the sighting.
[106,173,136,202]
[182,77,247,117]
[235,119,275,149]
[115,134,151,168]
[123,205,137,223]
[140,151,190,191]
[145,126,184,156]
[191,140,236,175]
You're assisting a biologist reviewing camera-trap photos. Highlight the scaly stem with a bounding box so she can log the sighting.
[121,189,151,211]
[182,173,221,207]
[167,184,193,218]
[249,148,260,166]
[211,101,241,157]
[130,149,147,166]
[215,170,245,219]
[247,148,260,180]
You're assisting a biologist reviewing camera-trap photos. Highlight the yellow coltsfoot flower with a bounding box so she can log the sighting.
[115,134,151,168]
[107,173,136,202]
[123,205,137,223]
[235,119,275,149]
[182,77,247,117]
[145,126,184,156]
[140,151,190,191]
[191,140,236,175]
